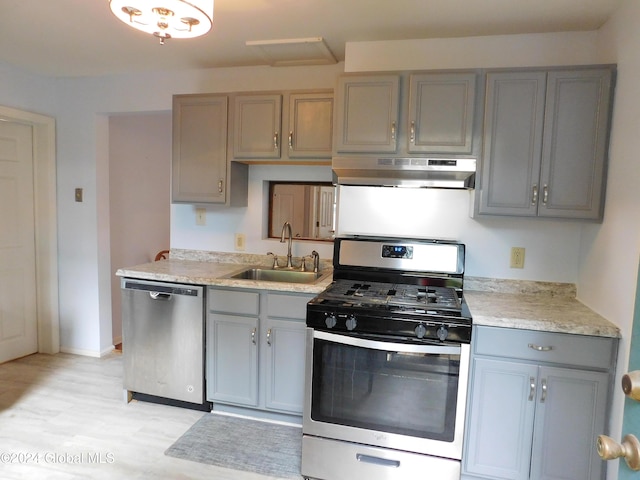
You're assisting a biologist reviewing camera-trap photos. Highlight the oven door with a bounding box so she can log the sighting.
[303,328,470,460]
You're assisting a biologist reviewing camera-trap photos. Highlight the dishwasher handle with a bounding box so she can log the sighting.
[149,291,172,301]
[122,280,202,298]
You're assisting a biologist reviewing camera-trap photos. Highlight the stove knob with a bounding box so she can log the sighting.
[345,316,357,331]
[415,324,427,339]
[437,325,449,341]
[325,314,337,329]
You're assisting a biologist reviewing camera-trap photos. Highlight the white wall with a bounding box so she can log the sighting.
[109,113,172,344]
[52,64,343,355]
[336,186,583,281]
[171,164,335,260]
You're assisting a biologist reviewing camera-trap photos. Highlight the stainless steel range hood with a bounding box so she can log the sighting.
[332,156,476,189]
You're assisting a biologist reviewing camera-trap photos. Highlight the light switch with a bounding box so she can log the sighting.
[75,188,83,202]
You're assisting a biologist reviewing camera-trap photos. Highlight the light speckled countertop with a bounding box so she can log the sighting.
[116,250,621,338]
[115,249,333,295]
[464,277,620,338]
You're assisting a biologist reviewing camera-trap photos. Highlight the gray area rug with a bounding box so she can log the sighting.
[165,413,302,479]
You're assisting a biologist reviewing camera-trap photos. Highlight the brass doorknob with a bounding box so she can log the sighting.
[597,434,640,470]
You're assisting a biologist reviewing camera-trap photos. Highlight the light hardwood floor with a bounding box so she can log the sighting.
[0,351,290,480]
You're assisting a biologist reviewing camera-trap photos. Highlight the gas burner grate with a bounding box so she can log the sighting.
[323,280,461,310]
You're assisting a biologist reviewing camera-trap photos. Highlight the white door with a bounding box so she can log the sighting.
[0,121,38,363]
[271,184,306,237]
[316,186,335,239]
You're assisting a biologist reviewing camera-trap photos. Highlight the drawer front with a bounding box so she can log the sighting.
[208,288,259,315]
[474,326,615,369]
[267,293,314,319]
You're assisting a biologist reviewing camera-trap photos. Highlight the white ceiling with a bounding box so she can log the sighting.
[0,0,621,78]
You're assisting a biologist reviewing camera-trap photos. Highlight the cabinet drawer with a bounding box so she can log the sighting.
[474,326,615,370]
[267,293,313,319]
[208,288,259,315]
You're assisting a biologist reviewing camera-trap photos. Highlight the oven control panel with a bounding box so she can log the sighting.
[381,244,413,259]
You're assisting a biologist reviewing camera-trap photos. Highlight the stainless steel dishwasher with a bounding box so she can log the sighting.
[121,278,209,409]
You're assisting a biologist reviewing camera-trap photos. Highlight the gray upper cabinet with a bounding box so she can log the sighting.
[334,74,400,153]
[172,94,229,204]
[287,92,333,159]
[479,67,613,220]
[408,73,476,154]
[232,91,333,162]
[233,93,283,159]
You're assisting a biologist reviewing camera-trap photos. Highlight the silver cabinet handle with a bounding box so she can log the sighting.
[288,131,293,149]
[251,328,256,345]
[218,179,224,193]
[273,132,279,151]
[528,343,553,352]
[410,121,415,142]
[542,184,549,205]
[529,376,536,401]
[391,122,396,140]
[266,328,272,346]
[540,378,548,403]
[531,185,538,205]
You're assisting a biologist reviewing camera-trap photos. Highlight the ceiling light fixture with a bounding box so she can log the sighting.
[109,0,214,45]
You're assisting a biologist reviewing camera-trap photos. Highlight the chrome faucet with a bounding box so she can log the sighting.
[311,250,320,273]
[280,222,294,268]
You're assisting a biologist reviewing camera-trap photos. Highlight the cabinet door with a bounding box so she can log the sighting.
[263,318,306,414]
[530,366,608,480]
[408,73,476,154]
[478,71,546,216]
[287,92,333,159]
[233,94,282,159]
[334,75,400,153]
[538,69,612,220]
[463,357,537,480]
[207,313,259,406]
[172,94,228,203]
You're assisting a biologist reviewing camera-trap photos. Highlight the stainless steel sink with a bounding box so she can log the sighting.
[227,267,326,284]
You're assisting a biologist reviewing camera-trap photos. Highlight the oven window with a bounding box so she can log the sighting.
[311,338,460,441]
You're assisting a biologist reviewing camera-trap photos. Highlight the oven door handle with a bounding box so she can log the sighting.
[313,330,462,355]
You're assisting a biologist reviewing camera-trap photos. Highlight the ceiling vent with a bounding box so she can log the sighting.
[245,37,337,66]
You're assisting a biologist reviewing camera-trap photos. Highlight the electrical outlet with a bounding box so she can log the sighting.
[234,233,246,251]
[510,247,525,269]
[195,208,206,226]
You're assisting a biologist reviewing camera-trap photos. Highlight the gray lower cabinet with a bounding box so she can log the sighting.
[478,67,614,220]
[206,287,312,416]
[462,326,616,480]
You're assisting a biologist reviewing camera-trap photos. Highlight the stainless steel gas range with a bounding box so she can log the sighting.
[301,236,472,480]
